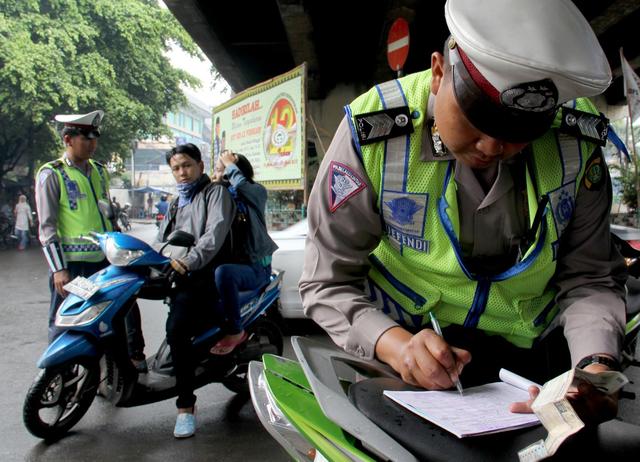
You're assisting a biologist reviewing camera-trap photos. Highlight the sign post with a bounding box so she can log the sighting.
[387,18,410,77]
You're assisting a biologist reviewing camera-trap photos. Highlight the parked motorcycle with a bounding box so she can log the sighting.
[0,213,16,249]
[249,232,640,462]
[23,230,283,440]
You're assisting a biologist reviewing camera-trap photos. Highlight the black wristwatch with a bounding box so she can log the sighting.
[576,354,621,371]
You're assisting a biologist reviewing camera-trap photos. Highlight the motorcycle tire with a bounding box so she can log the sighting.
[97,354,127,405]
[222,317,283,395]
[23,358,99,440]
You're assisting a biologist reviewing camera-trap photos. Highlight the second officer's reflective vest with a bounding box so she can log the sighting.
[39,157,112,262]
[346,70,600,348]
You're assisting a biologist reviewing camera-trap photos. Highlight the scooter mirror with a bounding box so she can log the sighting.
[167,230,195,248]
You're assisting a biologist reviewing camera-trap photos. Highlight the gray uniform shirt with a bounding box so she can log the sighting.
[299,116,627,366]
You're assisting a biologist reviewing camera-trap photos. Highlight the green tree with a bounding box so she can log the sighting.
[607,118,640,221]
[0,0,201,184]
[611,163,637,212]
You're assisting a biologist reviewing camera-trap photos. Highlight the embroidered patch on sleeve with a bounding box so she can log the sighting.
[583,154,605,191]
[328,161,366,212]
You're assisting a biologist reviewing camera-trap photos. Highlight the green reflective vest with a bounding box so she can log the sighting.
[347,70,599,348]
[39,157,112,262]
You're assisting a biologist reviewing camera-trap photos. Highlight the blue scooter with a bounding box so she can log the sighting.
[23,230,284,440]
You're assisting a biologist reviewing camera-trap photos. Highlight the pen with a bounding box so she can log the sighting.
[429,311,464,396]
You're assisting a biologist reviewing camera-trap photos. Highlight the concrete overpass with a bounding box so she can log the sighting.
[165,0,640,152]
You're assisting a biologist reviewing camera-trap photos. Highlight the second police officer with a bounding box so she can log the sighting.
[35,110,147,371]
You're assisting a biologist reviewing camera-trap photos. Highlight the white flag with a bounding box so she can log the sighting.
[621,48,640,123]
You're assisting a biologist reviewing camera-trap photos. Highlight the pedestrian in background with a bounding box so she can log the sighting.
[146,194,154,218]
[156,195,169,216]
[14,194,33,250]
[111,195,122,218]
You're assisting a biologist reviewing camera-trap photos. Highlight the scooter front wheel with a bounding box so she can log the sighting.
[23,358,99,440]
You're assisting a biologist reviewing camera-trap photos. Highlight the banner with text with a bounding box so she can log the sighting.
[212,64,306,190]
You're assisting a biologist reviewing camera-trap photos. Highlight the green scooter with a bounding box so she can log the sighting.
[249,333,640,462]
[250,233,640,461]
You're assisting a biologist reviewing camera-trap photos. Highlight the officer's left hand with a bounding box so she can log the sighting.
[53,269,71,297]
[170,259,188,275]
[510,364,618,426]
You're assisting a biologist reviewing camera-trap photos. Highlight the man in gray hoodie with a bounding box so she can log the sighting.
[157,143,235,439]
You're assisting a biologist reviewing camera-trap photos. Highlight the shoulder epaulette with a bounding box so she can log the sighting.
[353,105,414,145]
[47,159,64,170]
[558,106,608,147]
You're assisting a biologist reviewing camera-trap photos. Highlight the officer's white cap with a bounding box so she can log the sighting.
[444,0,611,104]
[442,0,610,142]
[54,110,104,128]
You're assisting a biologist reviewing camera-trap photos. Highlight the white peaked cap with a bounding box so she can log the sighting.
[444,0,611,104]
[54,110,104,128]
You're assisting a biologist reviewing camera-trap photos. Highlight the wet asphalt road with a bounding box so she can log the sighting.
[0,222,314,462]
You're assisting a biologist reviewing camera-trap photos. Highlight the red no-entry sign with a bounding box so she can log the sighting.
[387,18,410,72]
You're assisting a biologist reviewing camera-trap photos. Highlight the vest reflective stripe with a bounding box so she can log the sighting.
[377,79,412,253]
[347,71,597,348]
[367,278,424,328]
[559,133,581,184]
[38,158,111,263]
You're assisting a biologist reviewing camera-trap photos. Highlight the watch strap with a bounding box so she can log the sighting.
[576,354,620,371]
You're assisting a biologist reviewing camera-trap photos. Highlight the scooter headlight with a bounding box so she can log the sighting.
[56,301,111,327]
[104,238,145,266]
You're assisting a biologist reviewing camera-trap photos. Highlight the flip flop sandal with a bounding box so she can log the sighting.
[209,331,249,356]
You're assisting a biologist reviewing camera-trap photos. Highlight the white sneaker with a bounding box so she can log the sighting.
[173,411,196,438]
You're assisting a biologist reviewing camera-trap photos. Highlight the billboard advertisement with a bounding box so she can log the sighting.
[212,64,306,190]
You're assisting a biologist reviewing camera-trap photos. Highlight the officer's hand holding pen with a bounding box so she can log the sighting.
[375,325,471,391]
[429,312,464,395]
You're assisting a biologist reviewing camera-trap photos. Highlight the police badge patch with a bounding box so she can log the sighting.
[583,154,604,191]
[328,161,366,212]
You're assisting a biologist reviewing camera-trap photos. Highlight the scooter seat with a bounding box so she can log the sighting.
[349,377,640,461]
[237,281,268,307]
[348,377,546,462]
